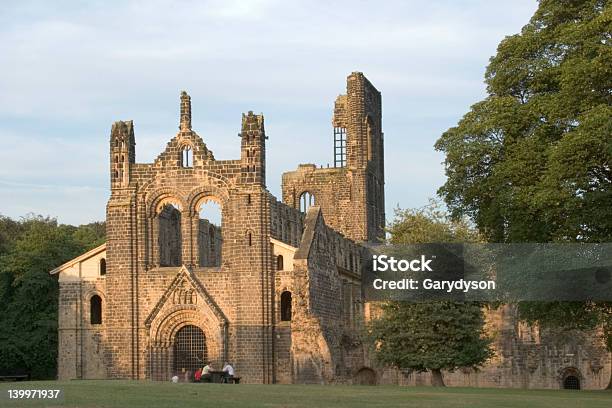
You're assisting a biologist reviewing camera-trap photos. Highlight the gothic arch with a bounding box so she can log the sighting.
[180,144,193,168]
[190,194,226,217]
[82,289,106,326]
[299,191,316,213]
[147,307,226,381]
[152,309,222,356]
[559,367,583,390]
[147,190,187,218]
[187,184,230,215]
[354,367,377,385]
[83,288,106,303]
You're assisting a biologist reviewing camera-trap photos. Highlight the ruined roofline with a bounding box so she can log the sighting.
[114,92,271,168]
[268,192,360,248]
[270,237,297,251]
[281,163,345,176]
[49,242,107,275]
[294,206,363,263]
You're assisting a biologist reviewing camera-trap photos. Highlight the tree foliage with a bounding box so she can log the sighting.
[0,215,105,379]
[434,0,612,387]
[369,201,493,386]
[435,0,611,243]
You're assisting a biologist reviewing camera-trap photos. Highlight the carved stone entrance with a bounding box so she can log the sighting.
[145,266,228,381]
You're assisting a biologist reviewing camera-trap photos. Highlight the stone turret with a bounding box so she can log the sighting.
[109,120,135,189]
[240,111,266,186]
[179,91,192,132]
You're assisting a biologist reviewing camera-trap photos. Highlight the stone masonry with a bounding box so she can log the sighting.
[51,72,610,388]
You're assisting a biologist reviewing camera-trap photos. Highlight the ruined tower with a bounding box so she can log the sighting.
[240,111,266,186]
[110,120,135,189]
[282,72,385,242]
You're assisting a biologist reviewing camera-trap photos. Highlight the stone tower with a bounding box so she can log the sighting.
[240,111,266,186]
[109,120,135,189]
[282,72,385,242]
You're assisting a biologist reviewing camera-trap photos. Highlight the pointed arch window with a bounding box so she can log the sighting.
[181,145,193,168]
[299,191,315,213]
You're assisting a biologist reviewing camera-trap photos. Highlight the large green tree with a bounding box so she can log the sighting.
[435,0,612,388]
[369,201,493,386]
[435,0,611,242]
[0,215,105,379]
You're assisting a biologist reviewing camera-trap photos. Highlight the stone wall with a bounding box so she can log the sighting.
[56,249,108,380]
[284,207,368,384]
[371,304,612,389]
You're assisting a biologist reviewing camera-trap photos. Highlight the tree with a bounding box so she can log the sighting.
[434,0,612,387]
[0,215,105,379]
[369,201,493,386]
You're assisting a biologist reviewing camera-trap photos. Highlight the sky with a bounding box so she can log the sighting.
[0,0,538,226]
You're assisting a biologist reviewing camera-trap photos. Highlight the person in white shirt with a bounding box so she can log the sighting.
[222,361,234,382]
[201,362,213,382]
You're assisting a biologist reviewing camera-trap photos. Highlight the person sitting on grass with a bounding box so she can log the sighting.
[222,361,234,383]
[194,367,202,382]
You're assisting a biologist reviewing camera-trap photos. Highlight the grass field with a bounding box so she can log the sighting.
[1,381,611,408]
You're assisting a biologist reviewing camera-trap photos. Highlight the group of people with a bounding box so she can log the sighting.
[193,361,235,383]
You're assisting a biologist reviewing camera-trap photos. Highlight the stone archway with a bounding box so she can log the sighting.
[560,367,582,390]
[145,268,228,381]
[147,311,223,381]
[354,367,377,385]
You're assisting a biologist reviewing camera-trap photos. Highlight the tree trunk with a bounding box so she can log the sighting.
[431,369,445,387]
[607,358,612,390]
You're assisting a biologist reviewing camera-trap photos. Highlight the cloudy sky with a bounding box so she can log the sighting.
[0,0,537,225]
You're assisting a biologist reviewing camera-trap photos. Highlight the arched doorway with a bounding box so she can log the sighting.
[173,325,207,376]
[354,367,377,385]
[563,375,580,390]
[560,367,581,390]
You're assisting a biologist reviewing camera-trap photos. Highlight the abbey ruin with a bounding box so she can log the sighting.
[51,72,610,389]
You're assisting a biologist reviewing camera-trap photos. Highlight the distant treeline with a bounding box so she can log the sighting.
[0,215,105,379]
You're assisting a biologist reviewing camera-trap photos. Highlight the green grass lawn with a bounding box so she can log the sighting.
[0,381,611,408]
